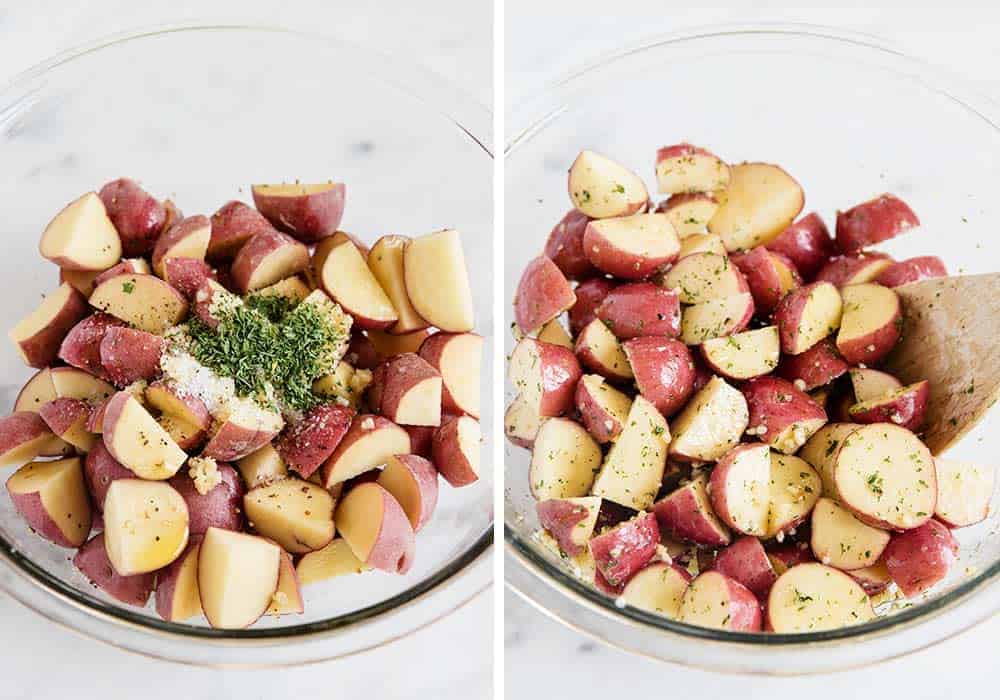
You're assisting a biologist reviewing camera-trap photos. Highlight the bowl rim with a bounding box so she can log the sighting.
[0,22,493,644]
[504,20,1000,652]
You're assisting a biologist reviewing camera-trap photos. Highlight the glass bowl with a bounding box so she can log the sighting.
[0,24,493,666]
[505,23,1000,674]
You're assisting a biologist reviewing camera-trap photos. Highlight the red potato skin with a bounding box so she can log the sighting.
[152,215,210,272]
[431,415,479,487]
[884,519,959,597]
[167,465,244,535]
[849,380,929,432]
[58,313,126,380]
[370,353,442,424]
[274,403,354,478]
[701,572,763,632]
[815,252,893,287]
[202,421,280,463]
[523,340,583,417]
[0,411,55,459]
[691,354,714,394]
[208,200,277,261]
[98,178,166,257]
[38,397,90,439]
[343,483,415,574]
[876,256,947,288]
[776,337,848,390]
[544,209,595,280]
[742,376,826,445]
[417,332,483,417]
[568,277,616,336]
[772,282,838,355]
[190,279,228,330]
[536,498,593,557]
[767,543,815,574]
[712,536,778,600]
[86,396,110,433]
[163,257,217,298]
[574,379,623,444]
[252,183,346,243]
[652,485,731,548]
[7,484,89,548]
[93,259,149,287]
[383,453,439,531]
[582,220,678,280]
[588,513,659,587]
[514,255,577,333]
[322,415,412,486]
[731,247,802,314]
[84,442,134,510]
[837,302,901,366]
[99,326,165,387]
[345,331,380,371]
[154,536,201,620]
[403,425,435,458]
[595,283,681,340]
[230,228,310,294]
[766,213,836,280]
[836,194,920,253]
[74,532,155,606]
[623,337,695,417]
[18,286,89,368]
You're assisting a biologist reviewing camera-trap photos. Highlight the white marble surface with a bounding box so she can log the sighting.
[0,2,491,698]
[504,1,1000,697]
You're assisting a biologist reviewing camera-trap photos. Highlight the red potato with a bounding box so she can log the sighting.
[144,380,211,431]
[155,538,202,621]
[169,464,244,535]
[151,215,210,277]
[833,423,936,530]
[9,283,89,368]
[208,200,276,261]
[74,532,155,606]
[731,247,801,313]
[568,150,649,219]
[321,414,411,487]
[776,337,848,391]
[590,395,669,510]
[765,453,822,538]
[295,538,366,585]
[663,252,748,305]
[94,258,153,288]
[623,337,695,417]
[403,229,476,333]
[370,353,442,427]
[850,561,893,595]
[701,325,780,381]
[39,398,95,452]
[201,398,284,462]
[98,178,166,257]
[535,319,573,349]
[59,268,102,297]
[934,458,995,528]
[767,543,815,575]
[810,497,890,571]
[709,444,772,536]
[582,213,680,280]
[6,457,91,547]
[815,252,894,288]
[658,193,721,238]
[50,366,115,405]
[367,235,430,334]
[0,412,62,470]
[162,256,216,298]
[883,519,958,597]
[312,361,373,412]
[102,391,188,480]
[595,282,680,340]
[836,193,919,253]
[376,454,439,532]
[274,403,354,478]
[158,414,206,452]
[254,275,311,304]
[504,394,542,449]
[669,376,749,463]
[766,563,874,632]
[708,163,804,252]
[679,570,762,631]
[621,563,692,619]
[588,512,659,588]
[190,279,235,330]
[39,192,122,271]
[742,376,827,455]
[266,549,305,616]
[679,292,754,345]
[653,476,731,547]
[848,380,929,432]
[99,326,165,387]
[513,255,576,334]
[850,368,902,402]
[798,422,860,497]
[83,441,133,511]
[244,478,335,553]
[230,228,310,293]
[335,482,415,574]
[713,536,778,599]
[569,277,616,335]
[690,354,714,393]
[509,337,582,417]
[57,312,125,381]
[251,182,345,243]
[574,374,632,443]
[836,283,902,365]
[677,232,727,259]
[877,256,947,288]
[236,444,288,490]
[317,238,398,330]
[655,143,731,195]
[766,212,836,279]
[89,274,188,334]
[198,527,280,629]
[418,332,482,418]
[14,368,58,414]
[403,425,435,459]
[432,414,481,487]
[772,281,842,355]
[535,496,601,557]
[368,328,431,360]
[544,208,595,280]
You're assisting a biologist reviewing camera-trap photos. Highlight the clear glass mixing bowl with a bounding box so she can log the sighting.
[505,23,1000,674]
[0,24,493,667]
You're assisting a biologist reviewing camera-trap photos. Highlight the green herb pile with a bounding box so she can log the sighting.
[185,293,345,413]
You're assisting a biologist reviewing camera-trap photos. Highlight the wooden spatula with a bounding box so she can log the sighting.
[883,273,1000,455]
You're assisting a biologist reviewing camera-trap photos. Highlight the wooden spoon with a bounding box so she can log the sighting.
[883,273,1000,455]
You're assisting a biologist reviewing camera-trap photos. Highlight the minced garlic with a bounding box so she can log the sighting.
[188,456,221,495]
